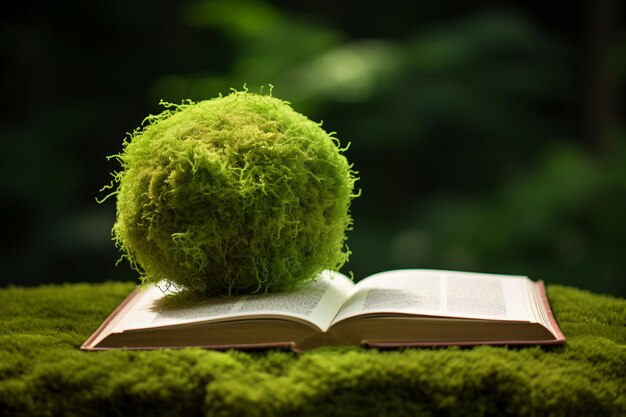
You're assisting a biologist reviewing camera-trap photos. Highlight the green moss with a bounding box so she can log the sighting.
[105,90,358,295]
[0,282,624,417]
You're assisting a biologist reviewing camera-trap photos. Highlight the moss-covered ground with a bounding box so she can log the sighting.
[0,282,624,417]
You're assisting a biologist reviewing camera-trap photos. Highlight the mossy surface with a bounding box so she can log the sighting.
[106,91,358,295]
[0,282,624,417]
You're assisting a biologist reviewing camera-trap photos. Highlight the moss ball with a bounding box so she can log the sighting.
[108,91,358,295]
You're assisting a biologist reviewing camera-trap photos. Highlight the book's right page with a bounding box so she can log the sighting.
[332,269,536,325]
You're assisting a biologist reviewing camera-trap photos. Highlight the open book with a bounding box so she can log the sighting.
[82,269,566,352]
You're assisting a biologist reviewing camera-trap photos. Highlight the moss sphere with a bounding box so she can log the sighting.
[108,91,358,295]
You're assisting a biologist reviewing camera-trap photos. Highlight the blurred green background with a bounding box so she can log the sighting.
[1,0,624,296]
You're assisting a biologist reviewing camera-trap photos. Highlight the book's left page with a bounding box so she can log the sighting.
[88,270,354,348]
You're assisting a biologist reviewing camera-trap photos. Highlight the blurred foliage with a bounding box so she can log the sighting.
[386,140,626,292]
[1,0,624,296]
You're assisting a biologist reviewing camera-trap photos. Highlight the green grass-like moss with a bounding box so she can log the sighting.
[105,90,358,295]
[0,283,623,417]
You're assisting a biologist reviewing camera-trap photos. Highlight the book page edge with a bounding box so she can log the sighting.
[362,338,566,348]
[83,341,298,352]
[80,286,142,350]
[534,281,567,343]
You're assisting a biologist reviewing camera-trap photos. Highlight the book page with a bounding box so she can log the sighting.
[109,270,354,334]
[332,269,535,325]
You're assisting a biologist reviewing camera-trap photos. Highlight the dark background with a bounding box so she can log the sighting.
[1,0,624,296]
